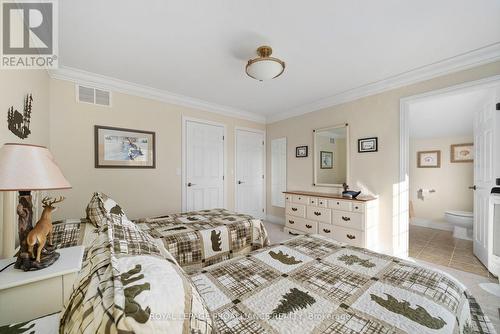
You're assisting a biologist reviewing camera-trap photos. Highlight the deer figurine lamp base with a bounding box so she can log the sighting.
[14,192,61,272]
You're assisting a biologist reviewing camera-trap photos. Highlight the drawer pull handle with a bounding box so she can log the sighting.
[355,206,359,209]
[323,229,331,233]
[306,224,312,229]
[288,220,295,224]
[298,197,301,200]
[342,216,351,221]
[291,207,298,211]
[337,202,340,205]
[346,234,356,240]
[314,211,321,216]
[289,231,299,236]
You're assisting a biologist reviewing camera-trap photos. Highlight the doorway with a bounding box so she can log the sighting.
[235,128,265,219]
[182,118,226,211]
[398,75,500,276]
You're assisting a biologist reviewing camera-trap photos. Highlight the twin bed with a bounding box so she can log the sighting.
[1,193,496,334]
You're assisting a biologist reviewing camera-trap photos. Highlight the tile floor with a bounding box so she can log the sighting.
[409,225,491,277]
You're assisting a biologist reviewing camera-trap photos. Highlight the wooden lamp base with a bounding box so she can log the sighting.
[13,191,60,272]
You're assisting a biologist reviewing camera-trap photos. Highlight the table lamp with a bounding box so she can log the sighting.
[0,143,71,271]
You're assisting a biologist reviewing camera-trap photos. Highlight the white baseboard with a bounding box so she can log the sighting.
[410,218,453,231]
[266,214,285,225]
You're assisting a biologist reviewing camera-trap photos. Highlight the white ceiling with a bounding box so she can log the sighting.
[58,0,500,122]
[409,90,488,139]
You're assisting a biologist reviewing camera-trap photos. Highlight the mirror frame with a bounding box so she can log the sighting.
[313,123,349,188]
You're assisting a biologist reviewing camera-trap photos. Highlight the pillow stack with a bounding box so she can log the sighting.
[61,192,214,334]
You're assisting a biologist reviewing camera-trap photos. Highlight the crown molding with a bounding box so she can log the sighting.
[48,66,266,124]
[267,43,500,123]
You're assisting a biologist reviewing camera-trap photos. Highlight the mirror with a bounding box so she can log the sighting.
[313,124,349,187]
[271,137,287,207]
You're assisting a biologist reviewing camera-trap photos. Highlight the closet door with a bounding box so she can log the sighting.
[184,120,224,211]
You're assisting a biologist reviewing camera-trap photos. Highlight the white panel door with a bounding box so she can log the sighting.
[235,129,265,218]
[185,120,224,211]
[473,96,496,265]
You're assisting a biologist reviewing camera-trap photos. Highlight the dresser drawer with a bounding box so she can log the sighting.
[317,198,328,208]
[331,226,364,247]
[286,203,306,217]
[306,206,332,223]
[332,211,363,230]
[329,199,352,212]
[318,222,334,236]
[352,203,365,213]
[286,216,317,234]
[292,195,309,204]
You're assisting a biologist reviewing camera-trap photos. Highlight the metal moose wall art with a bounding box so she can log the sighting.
[7,94,33,139]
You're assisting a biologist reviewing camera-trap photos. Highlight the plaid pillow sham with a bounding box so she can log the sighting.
[85,192,129,227]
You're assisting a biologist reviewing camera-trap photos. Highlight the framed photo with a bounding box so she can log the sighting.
[417,150,441,168]
[358,137,378,153]
[296,146,308,158]
[320,151,333,169]
[94,125,156,168]
[451,143,473,163]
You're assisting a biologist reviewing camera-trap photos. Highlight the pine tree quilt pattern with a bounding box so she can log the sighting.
[190,234,496,334]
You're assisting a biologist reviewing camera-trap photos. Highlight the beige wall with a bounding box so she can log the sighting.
[0,70,51,257]
[410,136,473,227]
[49,79,265,220]
[266,60,500,254]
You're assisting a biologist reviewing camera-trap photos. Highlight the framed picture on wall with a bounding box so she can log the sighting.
[451,143,473,163]
[296,146,308,158]
[320,151,333,169]
[94,125,156,168]
[358,137,378,153]
[417,150,441,168]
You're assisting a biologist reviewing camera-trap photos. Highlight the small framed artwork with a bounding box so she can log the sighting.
[320,151,333,169]
[451,143,473,163]
[417,150,441,168]
[296,146,308,158]
[358,137,378,153]
[94,125,156,168]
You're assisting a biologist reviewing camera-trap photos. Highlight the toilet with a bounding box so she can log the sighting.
[445,210,473,240]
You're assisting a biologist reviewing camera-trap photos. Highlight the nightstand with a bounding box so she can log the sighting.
[0,246,84,326]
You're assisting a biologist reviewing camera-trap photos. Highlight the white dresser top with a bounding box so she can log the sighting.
[0,246,84,290]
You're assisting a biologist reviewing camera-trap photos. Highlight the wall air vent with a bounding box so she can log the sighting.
[76,85,111,107]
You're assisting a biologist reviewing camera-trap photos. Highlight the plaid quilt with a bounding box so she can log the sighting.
[135,209,270,273]
[190,234,496,334]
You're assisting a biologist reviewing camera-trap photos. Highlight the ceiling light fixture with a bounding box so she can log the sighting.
[246,46,285,81]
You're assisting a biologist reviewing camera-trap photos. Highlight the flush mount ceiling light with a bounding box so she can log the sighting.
[246,46,285,81]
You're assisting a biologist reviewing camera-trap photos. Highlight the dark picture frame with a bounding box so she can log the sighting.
[320,151,333,169]
[296,146,308,158]
[94,125,156,168]
[358,137,378,153]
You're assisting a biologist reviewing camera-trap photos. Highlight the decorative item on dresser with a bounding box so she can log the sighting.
[283,191,379,249]
[0,143,71,271]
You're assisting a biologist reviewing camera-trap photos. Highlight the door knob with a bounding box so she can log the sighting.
[187,182,196,187]
[238,180,245,184]
[469,185,477,190]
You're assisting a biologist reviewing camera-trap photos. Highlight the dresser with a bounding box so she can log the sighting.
[283,191,378,249]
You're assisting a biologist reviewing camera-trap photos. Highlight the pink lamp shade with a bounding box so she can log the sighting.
[0,143,71,191]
